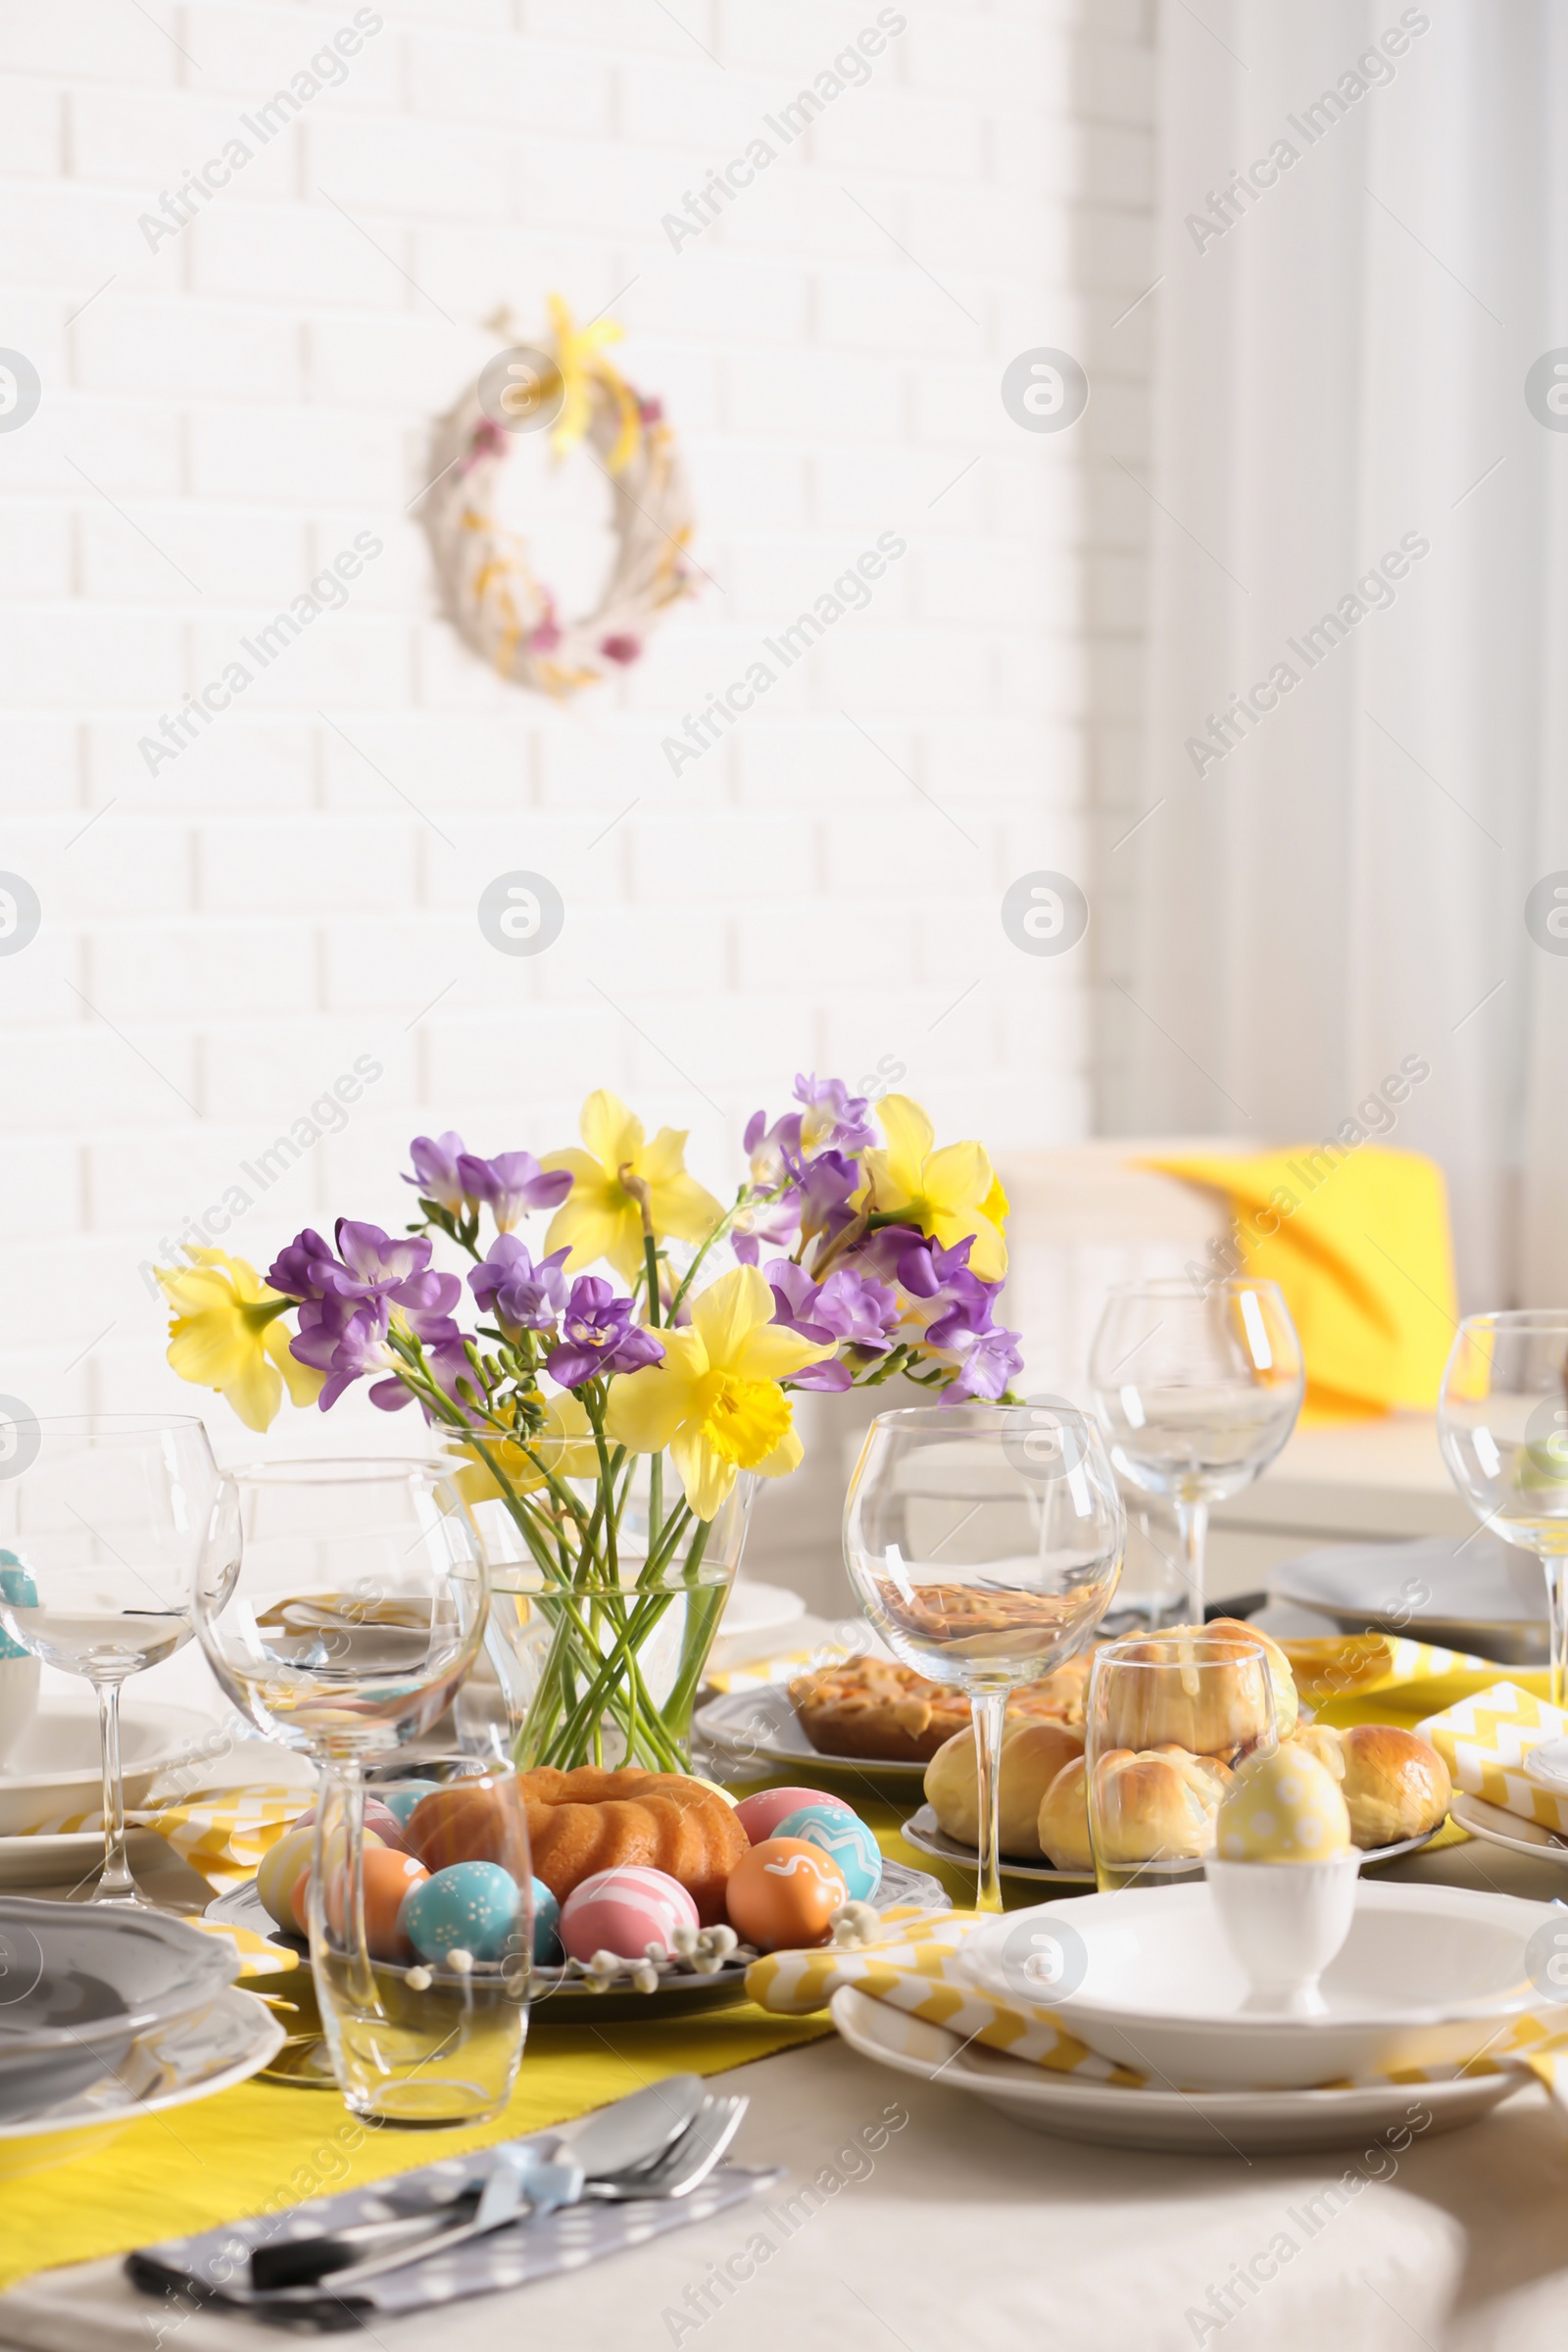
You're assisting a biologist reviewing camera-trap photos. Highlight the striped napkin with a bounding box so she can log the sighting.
[1416,1682,1568,1832]
[747,1908,1568,2106]
[32,1783,307,1893]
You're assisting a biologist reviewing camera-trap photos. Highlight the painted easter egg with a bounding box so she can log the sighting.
[770,1804,881,1903]
[256,1827,316,1931]
[733,1786,853,1845]
[406,1775,528,1875]
[531,1877,563,1964]
[377,1781,441,1828]
[559,1865,698,1965]
[399,1860,523,1966]
[287,1829,384,1936]
[326,1847,430,1961]
[724,1838,848,1952]
[289,1798,412,1855]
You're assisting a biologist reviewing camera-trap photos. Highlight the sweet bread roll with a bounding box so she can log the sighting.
[1037,1756,1093,1872]
[1037,1746,1233,1870]
[1100,1620,1298,1755]
[1289,1722,1450,1848]
[924,1720,1085,1858]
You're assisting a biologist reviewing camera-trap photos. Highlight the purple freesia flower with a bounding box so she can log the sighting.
[764,1258,897,1392]
[887,1233,1024,1402]
[284,1230,468,1413]
[468,1236,571,1339]
[797,1150,860,1247]
[731,1188,802,1266]
[546,1278,664,1390]
[266,1227,340,1302]
[933,1320,1025,1402]
[403,1131,467,1214]
[742,1107,803,1192]
[291,1297,393,1412]
[456,1151,573,1233]
[794,1072,876,1157]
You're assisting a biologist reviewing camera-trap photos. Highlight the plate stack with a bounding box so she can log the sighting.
[0,1897,281,2178]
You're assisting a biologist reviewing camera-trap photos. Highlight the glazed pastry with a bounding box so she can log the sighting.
[1037,1745,1233,1870]
[1101,1619,1298,1755]
[789,1650,1092,1766]
[1288,1722,1450,1848]
[923,1719,1085,1858]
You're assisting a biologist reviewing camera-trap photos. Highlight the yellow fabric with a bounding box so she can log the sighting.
[1415,1680,1568,1832]
[34,1781,308,1893]
[1139,1143,1459,1418]
[746,1908,1568,2106]
[0,2005,830,2295]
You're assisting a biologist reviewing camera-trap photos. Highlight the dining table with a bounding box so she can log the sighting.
[1,1783,1565,2352]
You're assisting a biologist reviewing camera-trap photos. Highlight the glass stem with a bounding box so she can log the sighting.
[1174,1496,1208,1618]
[321,1758,377,2011]
[91,1677,137,1905]
[972,1688,1007,1916]
[1545,1554,1567,1712]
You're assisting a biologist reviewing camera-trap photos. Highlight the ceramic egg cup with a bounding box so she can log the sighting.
[1203,1853,1362,2017]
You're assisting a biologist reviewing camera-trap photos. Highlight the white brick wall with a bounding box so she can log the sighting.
[0,0,1154,1608]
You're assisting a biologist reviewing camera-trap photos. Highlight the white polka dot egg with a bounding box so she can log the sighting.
[398,1860,522,1964]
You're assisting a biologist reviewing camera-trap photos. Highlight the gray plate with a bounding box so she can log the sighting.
[208,1855,950,2025]
[1270,1534,1547,1662]
[901,1804,1439,1886]
[694,1684,932,1786]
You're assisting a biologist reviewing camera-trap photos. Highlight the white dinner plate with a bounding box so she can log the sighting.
[900,1805,1439,1886]
[828,1984,1527,2152]
[695,1684,930,1785]
[1270,1535,1545,1660]
[718,1582,808,1644]
[957,1882,1552,2091]
[0,1699,219,1837]
[1449,1789,1568,1865]
[0,1987,282,2180]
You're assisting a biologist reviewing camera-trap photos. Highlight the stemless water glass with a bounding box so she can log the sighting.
[1084,1634,1278,1892]
[0,1414,221,1905]
[1090,1278,1304,1615]
[843,1402,1124,1912]
[1440,1312,1568,1705]
[195,1460,490,2097]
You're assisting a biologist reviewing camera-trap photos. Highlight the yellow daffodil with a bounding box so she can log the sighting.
[604,1265,834,1520]
[859,1095,1008,1280]
[542,1090,723,1283]
[157,1248,323,1433]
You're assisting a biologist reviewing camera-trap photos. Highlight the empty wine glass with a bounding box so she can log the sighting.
[1440,1311,1568,1705]
[1084,1634,1278,1892]
[843,1402,1124,1912]
[194,1460,490,2088]
[0,1414,221,1906]
[1090,1278,1304,1615]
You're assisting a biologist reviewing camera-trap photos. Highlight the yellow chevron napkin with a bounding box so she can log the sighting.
[33,1783,307,1893]
[749,1907,1568,2105]
[1416,1681,1568,1832]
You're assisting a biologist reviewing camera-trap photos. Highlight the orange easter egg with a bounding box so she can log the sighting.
[724,1836,848,1953]
[353,1846,431,1961]
[288,1828,384,1937]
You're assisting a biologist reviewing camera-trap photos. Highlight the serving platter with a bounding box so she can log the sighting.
[899,1804,1439,1886]
[695,1684,931,1787]
[828,1984,1526,2153]
[1449,1789,1568,1866]
[209,1855,951,2032]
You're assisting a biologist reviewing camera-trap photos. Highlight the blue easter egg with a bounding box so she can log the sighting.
[530,1878,563,1965]
[398,1860,521,1965]
[771,1804,882,1903]
[379,1781,441,1827]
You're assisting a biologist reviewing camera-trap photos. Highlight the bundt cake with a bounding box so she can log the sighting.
[416,1767,749,1927]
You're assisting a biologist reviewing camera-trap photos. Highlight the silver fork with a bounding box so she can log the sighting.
[251,2094,749,2303]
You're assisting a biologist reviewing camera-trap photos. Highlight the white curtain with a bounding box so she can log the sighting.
[1107,0,1568,1307]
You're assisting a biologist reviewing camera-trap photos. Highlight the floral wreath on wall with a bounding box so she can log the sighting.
[422,296,698,700]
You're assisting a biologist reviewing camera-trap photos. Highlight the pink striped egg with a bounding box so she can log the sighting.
[559,1865,699,1965]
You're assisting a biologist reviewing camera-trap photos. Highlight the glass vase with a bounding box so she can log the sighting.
[443,1444,754,1774]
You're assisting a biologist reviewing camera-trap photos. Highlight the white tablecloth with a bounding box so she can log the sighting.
[3,1838,1566,2352]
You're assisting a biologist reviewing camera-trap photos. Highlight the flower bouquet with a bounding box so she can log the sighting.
[158,1079,1022,1772]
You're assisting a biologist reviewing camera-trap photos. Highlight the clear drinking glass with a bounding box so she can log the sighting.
[1440,1312,1568,1706]
[0,1414,221,1906]
[843,1401,1124,1912]
[194,1459,490,2095]
[1090,1278,1304,1615]
[308,1761,533,2125]
[1084,1634,1278,1892]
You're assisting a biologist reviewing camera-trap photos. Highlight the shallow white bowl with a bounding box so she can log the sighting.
[0,1653,40,1768]
[957,1881,1551,2089]
[0,1698,215,1836]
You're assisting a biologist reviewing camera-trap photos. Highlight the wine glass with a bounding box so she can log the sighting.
[1084,1634,1278,1891]
[1090,1278,1304,1616]
[194,1460,490,2088]
[1439,1312,1568,1705]
[843,1401,1124,1912]
[0,1414,221,1906]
